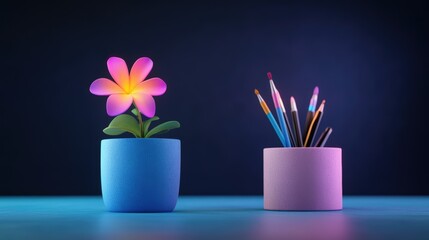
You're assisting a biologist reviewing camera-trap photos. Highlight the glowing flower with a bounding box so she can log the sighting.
[90,57,166,117]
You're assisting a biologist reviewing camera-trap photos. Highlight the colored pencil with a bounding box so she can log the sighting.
[304,100,326,147]
[303,86,319,140]
[290,97,304,147]
[315,127,333,147]
[254,89,286,146]
[267,72,294,147]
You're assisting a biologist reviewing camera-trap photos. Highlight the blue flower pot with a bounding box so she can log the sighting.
[101,138,180,212]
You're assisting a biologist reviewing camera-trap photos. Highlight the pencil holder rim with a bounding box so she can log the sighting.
[264,147,341,151]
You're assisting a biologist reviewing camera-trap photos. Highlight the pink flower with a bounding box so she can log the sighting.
[90,57,166,117]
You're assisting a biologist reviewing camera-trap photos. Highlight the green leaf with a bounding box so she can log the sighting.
[103,114,141,137]
[142,116,160,137]
[150,129,170,136]
[145,121,180,138]
[131,108,139,116]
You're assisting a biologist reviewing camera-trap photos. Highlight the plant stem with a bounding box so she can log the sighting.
[133,102,144,137]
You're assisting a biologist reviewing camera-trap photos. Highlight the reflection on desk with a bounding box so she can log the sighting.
[0,196,428,240]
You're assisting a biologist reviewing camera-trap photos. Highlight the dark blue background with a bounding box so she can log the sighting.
[1,1,427,195]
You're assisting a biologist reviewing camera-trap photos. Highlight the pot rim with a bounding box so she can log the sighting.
[101,138,180,142]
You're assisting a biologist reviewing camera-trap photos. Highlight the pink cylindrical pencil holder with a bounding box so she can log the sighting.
[264,147,342,211]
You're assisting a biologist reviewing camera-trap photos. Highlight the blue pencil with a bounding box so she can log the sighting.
[266,112,286,146]
[255,89,286,146]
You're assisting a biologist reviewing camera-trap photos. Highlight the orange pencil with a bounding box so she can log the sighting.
[304,100,326,147]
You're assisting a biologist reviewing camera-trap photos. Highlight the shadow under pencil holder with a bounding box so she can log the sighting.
[264,147,342,211]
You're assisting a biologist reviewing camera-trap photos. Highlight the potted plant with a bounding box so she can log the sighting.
[90,56,180,212]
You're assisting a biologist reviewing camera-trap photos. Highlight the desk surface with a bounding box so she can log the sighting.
[1,196,428,240]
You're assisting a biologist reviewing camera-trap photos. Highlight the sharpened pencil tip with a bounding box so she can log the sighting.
[267,72,272,80]
[313,86,319,95]
[317,99,326,112]
[254,89,260,95]
[290,96,297,111]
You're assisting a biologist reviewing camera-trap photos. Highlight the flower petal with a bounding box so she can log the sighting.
[89,78,124,96]
[132,93,156,118]
[130,57,153,88]
[107,57,130,91]
[106,94,133,116]
[133,78,167,96]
